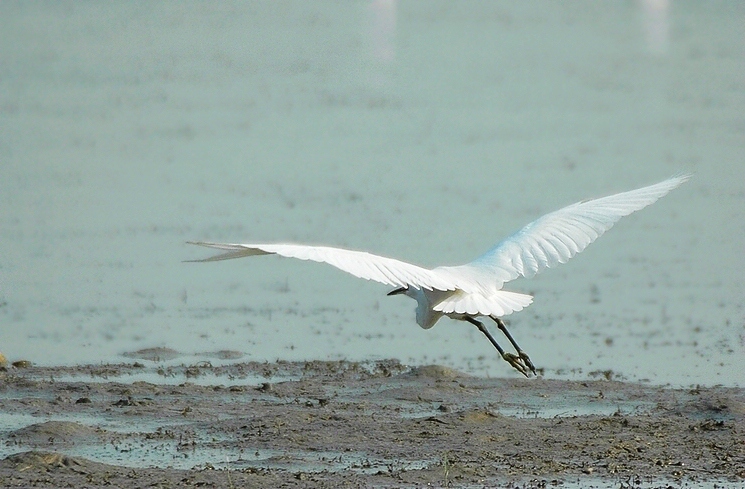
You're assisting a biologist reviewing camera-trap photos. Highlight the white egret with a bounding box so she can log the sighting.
[188,174,690,377]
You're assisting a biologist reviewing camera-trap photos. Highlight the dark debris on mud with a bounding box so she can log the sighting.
[0,360,743,488]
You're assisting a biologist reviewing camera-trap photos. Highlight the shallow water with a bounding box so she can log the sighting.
[1,2,743,387]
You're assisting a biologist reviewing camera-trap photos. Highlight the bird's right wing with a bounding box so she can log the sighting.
[436,174,691,290]
[187,242,457,291]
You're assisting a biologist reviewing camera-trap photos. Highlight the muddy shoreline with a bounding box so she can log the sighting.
[1,359,743,488]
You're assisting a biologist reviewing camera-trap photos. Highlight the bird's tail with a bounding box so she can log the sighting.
[433,290,533,318]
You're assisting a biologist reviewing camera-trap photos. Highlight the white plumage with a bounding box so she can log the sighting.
[189,174,690,376]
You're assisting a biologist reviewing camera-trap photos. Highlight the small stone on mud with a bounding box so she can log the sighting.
[208,350,244,360]
[11,421,98,444]
[407,365,465,379]
[122,347,181,361]
[1,451,87,472]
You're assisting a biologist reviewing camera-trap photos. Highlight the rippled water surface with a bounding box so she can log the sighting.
[1,1,743,386]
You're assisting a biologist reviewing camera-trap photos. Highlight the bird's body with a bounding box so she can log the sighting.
[189,174,690,376]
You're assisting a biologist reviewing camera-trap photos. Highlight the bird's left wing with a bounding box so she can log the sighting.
[187,242,457,291]
[436,174,691,290]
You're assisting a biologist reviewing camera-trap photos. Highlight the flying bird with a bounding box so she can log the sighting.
[188,174,690,377]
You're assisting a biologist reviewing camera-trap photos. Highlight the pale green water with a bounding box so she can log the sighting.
[1,1,743,386]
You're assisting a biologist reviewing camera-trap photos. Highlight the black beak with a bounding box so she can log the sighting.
[387,286,408,296]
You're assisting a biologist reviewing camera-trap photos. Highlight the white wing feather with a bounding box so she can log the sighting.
[433,290,534,317]
[186,242,457,291]
[436,174,691,290]
[188,174,690,317]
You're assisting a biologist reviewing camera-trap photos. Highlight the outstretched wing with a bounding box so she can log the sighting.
[437,174,691,290]
[187,242,457,291]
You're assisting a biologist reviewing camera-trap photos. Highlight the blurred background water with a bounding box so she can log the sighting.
[1,1,743,386]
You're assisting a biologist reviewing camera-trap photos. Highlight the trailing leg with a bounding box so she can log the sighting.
[491,316,536,375]
[464,316,532,377]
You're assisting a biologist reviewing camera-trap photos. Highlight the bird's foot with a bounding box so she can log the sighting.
[502,352,532,378]
[517,350,536,376]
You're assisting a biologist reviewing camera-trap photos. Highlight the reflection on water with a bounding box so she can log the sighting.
[639,0,670,55]
[369,0,397,64]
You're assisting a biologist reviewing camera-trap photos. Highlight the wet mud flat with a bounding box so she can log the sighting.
[0,359,743,488]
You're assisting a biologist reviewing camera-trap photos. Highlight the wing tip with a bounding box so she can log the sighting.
[187,240,223,247]
[668,171,693,187]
